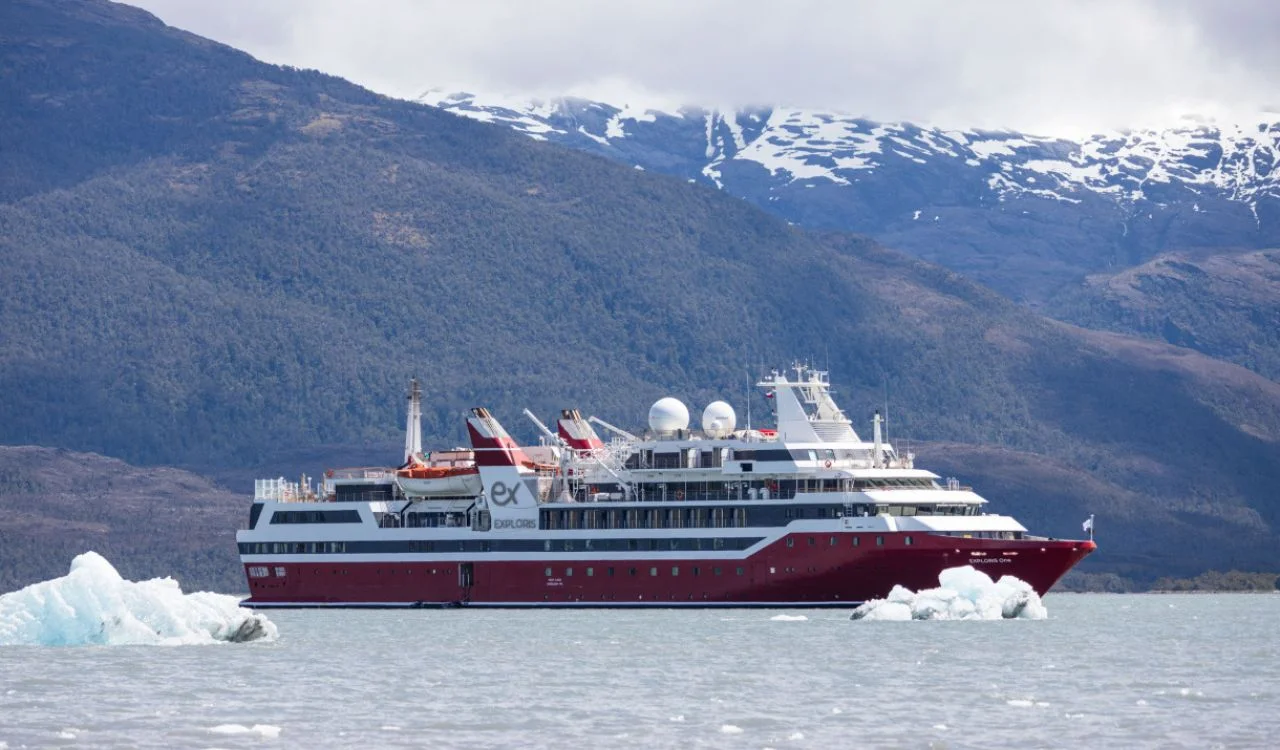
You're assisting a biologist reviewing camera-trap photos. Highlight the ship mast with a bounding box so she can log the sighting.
[404,378,423,463]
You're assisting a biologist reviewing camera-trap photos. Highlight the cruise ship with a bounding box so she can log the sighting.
[237,367,1095,607]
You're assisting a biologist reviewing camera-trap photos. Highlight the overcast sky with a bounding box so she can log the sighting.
[130,0,1279,137]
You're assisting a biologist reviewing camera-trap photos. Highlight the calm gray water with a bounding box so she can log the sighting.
[1,594,1278,749]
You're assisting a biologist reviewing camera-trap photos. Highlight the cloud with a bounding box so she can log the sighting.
[129,0,1279,136]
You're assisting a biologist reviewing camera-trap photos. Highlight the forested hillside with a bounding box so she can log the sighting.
[1,0,1279,584]
[1048,249,1280,381]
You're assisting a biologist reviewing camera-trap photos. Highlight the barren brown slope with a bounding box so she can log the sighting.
[0,446,244,593]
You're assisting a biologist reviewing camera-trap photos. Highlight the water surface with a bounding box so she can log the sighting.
[1,594,1276,748]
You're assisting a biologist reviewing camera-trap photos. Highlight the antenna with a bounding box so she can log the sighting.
[745,371,752,431]
[883,378,890,448]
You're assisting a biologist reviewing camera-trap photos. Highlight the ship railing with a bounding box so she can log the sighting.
[255,477,302,502]
[327,467,396,481]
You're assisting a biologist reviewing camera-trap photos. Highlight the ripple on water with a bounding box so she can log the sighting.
[0,595,1275,749]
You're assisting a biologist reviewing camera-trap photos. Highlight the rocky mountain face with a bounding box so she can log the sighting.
[420,92,1280,305]
[2,0,1280,587]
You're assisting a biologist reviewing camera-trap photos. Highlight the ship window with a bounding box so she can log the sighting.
[853,536,860,547]
[905,536,914,545]
[629,568,637,577]
[808,536,815,546]
[650,567,658,576]
[876,536,884,546]
[671,567,679,576]
[786,537,794,548]
[608,567,615,577]
[736,567,744,576]
[587,568,594,577]
[829,536,837,546]
[544,567,552,576]
[566,567,573,576]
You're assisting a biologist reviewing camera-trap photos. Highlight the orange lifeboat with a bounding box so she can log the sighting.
[394,453,482,497]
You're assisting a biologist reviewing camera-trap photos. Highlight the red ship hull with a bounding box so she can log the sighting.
[242,532,1095,607]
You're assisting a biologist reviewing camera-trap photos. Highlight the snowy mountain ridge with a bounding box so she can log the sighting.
[419,89,1280,303]
[419,90,1280,213]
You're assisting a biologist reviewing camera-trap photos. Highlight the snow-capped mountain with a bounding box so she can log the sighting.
[420,90,1280,302]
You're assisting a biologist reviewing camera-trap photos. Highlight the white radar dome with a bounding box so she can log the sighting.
[701,401,737,438]
[648,397,690,434]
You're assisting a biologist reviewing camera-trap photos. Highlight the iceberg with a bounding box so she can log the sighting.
[851,565,1048,621]
[0,552,277,645]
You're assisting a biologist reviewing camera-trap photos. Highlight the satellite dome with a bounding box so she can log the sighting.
[701,401,737,438]
[648,397,690,433]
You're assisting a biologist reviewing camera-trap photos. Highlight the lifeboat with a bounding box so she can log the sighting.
[395,454,482,497]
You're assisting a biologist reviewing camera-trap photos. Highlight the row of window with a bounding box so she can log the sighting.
[936,531,1023,540]
[785,534,908,547]
[239,536,765,556]
[600,478,943,504]
[542,506,749,530]
[539,502,975,530]
[270,510,362,524]
[545,565,747,578]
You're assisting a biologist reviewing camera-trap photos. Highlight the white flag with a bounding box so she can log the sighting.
[1082,516,1094,532]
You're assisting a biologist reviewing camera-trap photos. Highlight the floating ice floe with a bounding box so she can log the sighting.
[208,724,282,738]
[769,614,808,621]
[850,565,1047,621]
[0,552,277,645]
